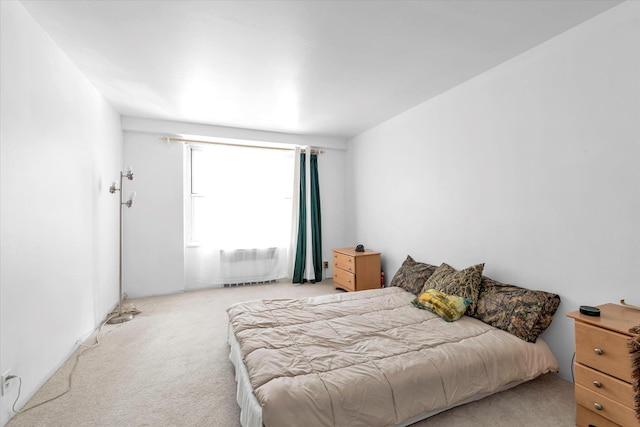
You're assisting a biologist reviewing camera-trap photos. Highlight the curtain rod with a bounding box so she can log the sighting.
[160,136,324,154]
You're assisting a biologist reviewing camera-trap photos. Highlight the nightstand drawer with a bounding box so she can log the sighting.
[575,384,639,427]
[575,322,633,382]
[333,268,355,291]
[574,363,634,408]
[576,404,621,427]
[333,252,355,273]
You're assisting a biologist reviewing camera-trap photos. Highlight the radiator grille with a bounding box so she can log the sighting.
[223,279,277,288]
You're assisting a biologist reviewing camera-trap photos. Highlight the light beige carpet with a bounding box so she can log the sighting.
[7,281,576,427]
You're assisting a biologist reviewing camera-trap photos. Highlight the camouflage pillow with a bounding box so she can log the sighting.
[389,255,438,296]
[412,289,472,322]
[472,276,561,343]
[421,262,484,315]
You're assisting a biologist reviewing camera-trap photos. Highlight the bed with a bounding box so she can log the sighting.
[227,257,561,427]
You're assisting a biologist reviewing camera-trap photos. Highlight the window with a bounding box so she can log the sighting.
[187,143,295,250]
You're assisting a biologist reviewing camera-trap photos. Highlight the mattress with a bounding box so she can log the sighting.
[227,287,558,427]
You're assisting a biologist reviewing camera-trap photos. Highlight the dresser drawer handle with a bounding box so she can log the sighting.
[594,348,603,355]
[593,380,602,388]
[594,403,603,411]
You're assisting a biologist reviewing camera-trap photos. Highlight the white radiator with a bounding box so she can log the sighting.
[220,248,286,286]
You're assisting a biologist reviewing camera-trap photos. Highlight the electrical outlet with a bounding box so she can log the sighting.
[323,261,329,269]
[1,370,14,397]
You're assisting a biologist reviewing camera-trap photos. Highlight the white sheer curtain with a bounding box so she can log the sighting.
[184,143,295,289]
[287,146,302,278]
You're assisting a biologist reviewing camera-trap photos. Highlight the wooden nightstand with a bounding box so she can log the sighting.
[332,248,381,292]
[567,304,640,427]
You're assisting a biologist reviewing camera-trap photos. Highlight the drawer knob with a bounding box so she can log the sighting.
[594,348,603,355]
[593,380,602,388]
[594,403,603,411]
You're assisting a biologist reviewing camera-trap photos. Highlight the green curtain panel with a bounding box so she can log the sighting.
[293,153,322,283]
[309,154,323,281]
[292,153,307,283]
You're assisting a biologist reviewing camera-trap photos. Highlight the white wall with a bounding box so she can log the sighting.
[121,117,348,297]
[121,129,185,297]
[347,1,639,381]
[0,2,123,425]
[316,148,349,279]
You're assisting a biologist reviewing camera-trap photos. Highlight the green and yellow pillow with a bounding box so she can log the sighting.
[421,262,484,315]
[412,289,472,322]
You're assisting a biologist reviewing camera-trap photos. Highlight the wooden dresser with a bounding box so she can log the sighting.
[567,304,640,427]
[332,248,381,292]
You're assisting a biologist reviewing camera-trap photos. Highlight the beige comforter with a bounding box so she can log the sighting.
[227,287,558,427]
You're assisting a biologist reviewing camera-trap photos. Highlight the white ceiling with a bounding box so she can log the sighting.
[21,0,622,139]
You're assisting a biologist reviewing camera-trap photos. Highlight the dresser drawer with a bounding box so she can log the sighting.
[575,322,633,382]
[575,384,639,427]
[576,404,621,427]
[333,268,355,291]
[333,252,355,273]
[574,363,634,408]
